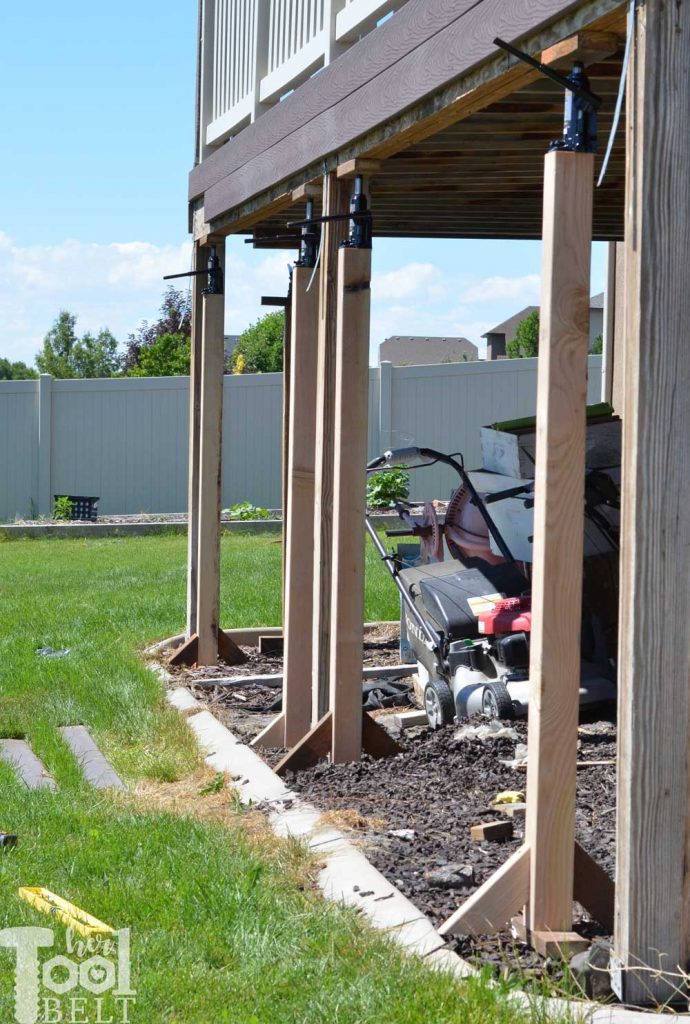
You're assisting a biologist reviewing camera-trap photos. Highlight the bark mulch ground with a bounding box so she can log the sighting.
[283,719,615,979]
[166,634,616,985]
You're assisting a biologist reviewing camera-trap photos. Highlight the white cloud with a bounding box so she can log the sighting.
[460,274,540,304]
[0,236,542,367]
[0,234,290,364]
[373,262,443,301]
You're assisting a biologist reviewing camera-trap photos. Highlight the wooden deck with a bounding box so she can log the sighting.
[190,0,627,239]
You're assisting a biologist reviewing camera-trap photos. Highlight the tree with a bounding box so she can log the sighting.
[591,334,603,355]
[124,287,192,375]
[128,333,191,377]
[35,312,122,378]
[0,358,37,380]
[507,310,540,358]
[230,311,285,374]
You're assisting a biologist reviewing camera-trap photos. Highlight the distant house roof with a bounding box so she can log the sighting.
[483,294,604,340]
[482,306,538,342]
[379,335,478,366]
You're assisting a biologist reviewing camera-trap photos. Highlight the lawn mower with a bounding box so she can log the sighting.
[365,446,619,727]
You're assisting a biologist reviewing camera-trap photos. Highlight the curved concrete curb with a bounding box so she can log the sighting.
[161,676,686,1022]
[0,520,284,541]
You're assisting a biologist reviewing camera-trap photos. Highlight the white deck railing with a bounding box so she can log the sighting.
[199,0,406,156]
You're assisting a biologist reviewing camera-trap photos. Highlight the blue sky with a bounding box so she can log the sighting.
[0,2,606,366]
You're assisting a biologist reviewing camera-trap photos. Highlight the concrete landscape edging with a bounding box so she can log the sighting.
[159,672,688,1023]
[0,514,401,541]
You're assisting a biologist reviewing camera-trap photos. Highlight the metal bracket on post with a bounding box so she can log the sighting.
[164,244,224,295]
[494,37,601,153]
[287,175,373,249]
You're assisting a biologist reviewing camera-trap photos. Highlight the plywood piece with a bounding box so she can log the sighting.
[336,158,381,179]
[470,820,514,842]
[361,711,402,758]
[439,844,530,937]
[574,840,614,933]
[541,30,621,68]
[283,265,320,746]
[60,727,125,790]
[274,712,332,776]
[275,709,400,775]
[259,635,284,657]
[250,713,285,750]
[614,2,690,1005]
[329,245,372,764]
[525,150,593,934]
[512,916,589,958]
[0,740,57,791]
[291,181,321,202]
[311,175,351,723]
[170,629,246,668]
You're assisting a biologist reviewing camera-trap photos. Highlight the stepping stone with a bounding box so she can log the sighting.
[0,740,57,790]
[60,726,125,790]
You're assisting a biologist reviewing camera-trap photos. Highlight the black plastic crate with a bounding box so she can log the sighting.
[53,495,100,522]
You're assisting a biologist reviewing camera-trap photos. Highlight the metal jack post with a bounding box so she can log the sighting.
[494,38,601,153]
[342,175,372,249]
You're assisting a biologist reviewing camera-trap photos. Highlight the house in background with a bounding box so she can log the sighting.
[224,334,240,361]
[483,293,604,359]
[379,335,477,366]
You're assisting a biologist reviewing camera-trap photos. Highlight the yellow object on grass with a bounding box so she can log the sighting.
[18,888,114,937]
[491,790,526,805]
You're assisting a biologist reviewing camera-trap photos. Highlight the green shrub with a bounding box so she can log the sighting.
[53,496,74,521]
[224,502,272,521]
[507,310,540,358]
[366,468,410,509]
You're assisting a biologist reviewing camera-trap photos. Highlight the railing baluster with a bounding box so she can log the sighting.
[205,0,406,145]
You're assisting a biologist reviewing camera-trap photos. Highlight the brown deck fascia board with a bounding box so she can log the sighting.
[189,0,483,202]
[195,0,625,231]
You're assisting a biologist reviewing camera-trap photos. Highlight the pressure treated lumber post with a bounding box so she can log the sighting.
[329,244,372,764]
[196,241,226,666]
[613,2,690,1005]
[281,290,292,608]
[283,266,320,747]
[312,173,350,723]
[186,243,206,638]
[524,149,593,937]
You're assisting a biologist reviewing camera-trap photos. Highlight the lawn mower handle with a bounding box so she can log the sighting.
[367,446,515,564]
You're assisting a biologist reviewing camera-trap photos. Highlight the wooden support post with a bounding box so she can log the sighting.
[525,149,593,938]
[311,173,351,723]
[613,2,690,1006]
[329,244,372,764]
[186,243,206,638]
[439,150,600,949]
[196,241,226,666]
[281,290,292,607]
[283,266,320,747]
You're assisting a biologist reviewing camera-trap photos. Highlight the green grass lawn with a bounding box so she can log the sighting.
[0,533,555,1022]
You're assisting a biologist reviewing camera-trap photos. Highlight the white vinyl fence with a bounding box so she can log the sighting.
[0,358,602,521]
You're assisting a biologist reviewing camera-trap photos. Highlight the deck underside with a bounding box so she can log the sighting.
[190,0,627,241]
